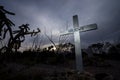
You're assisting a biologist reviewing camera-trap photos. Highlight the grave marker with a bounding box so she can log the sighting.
[60,15,97,72]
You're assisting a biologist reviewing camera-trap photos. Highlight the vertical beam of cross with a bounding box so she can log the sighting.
[73,15,83,72]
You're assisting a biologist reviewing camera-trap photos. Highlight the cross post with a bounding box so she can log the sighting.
[73,15,83,72]
[60,15,97,72]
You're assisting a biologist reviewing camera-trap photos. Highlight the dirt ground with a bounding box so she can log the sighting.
[0,60,120,80]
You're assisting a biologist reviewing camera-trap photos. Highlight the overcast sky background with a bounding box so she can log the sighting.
[1,0,120,49]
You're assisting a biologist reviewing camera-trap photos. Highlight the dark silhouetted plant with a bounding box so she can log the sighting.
[8,24,40,52]
[0,6,40,53]
[0,6,15,40]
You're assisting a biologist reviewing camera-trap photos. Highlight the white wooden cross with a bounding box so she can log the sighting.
[60,15,97,72]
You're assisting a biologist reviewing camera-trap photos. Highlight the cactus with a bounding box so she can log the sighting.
[8,24,40,52]
[0,6,15,40]
[0,6,40,53]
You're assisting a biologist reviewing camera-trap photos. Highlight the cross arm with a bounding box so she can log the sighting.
[60,23,97,36]
[60,31,73,36]
[79,23,97,32]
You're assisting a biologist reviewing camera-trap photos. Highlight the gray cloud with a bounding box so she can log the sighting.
[1,0,120,48]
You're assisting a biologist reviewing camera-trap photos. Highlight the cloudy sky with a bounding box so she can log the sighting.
[1,0,120,48]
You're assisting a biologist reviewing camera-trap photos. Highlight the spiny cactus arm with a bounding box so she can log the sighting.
[0,21,5,30]
[23,28,41,36]
[3,28,8,39]
[5,18,15,26]
[13,30,21,34]
[19,24,30,32]
[0,6,15,15]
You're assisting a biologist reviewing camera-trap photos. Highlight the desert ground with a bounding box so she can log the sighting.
[0,58,120,80]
